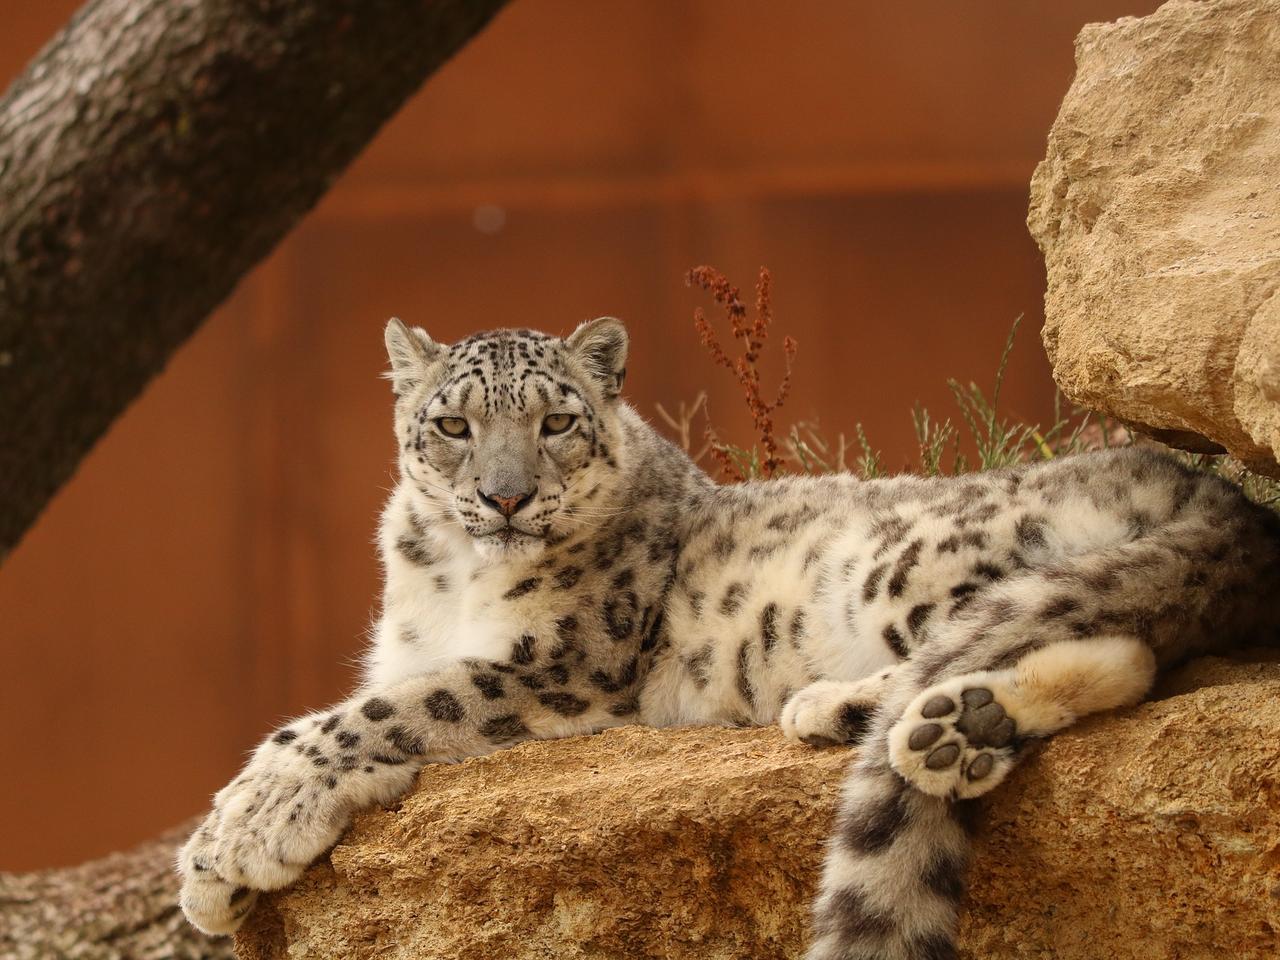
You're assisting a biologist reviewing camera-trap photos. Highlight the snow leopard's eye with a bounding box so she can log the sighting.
[435,417,470,438]
[542,413,576,436]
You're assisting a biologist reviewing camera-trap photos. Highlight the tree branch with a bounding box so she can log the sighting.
[0,0,509,560]
[0,817,231,959]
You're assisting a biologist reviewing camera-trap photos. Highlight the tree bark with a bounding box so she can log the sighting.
[0,817,232,960]
[0,0,509,561]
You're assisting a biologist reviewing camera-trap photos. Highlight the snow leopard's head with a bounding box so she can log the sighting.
[384,317,630,559]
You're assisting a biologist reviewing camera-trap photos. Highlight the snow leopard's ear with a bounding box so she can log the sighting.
[384,317,443,395]
[566,317,628,399]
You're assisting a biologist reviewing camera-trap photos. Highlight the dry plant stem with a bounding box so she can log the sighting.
[686,265,798,480]
[786,421,851,475]
[654,392,712,463]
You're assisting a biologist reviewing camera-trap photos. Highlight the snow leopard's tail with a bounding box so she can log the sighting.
[806,719,971,960]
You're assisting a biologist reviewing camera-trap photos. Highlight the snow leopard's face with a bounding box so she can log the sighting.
[384,318,629,560]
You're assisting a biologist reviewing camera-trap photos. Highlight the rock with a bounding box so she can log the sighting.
[963,652,1280,960]
[235,725,846,960]
[234,655,1280,960]
[1028,0,1280,476]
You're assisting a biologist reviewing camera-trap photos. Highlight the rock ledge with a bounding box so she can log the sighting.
[236,656,1280,960]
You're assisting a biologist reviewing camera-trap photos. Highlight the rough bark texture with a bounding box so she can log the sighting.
[1027,0,1280,477]
[0,817,233,960]
[233,655,1280,960]
[0,0,509,561]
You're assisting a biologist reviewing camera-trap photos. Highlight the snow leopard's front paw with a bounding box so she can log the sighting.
[177,811,259,936]
[780,676,887,748]
[205,729,360,891]
[888,674,1020,799]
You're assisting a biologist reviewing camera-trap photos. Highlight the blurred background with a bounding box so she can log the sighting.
[0,0,1161,870]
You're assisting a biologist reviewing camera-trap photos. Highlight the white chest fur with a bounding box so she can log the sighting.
[363,522,523,688]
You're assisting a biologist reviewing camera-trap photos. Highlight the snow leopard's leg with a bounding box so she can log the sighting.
[888,498,1280,802]
[178,656,613,935]
[780,667,901,747]
[890,634,1153,799]
[810,510,1280,960]
[805,641,1159,960]
[808,500,1280,960]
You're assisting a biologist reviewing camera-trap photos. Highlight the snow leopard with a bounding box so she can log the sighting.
[178,317,1280,959]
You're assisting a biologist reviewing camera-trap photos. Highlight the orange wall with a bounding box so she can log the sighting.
[0,0,1162,870]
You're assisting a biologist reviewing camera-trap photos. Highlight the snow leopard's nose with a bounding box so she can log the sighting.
[477,488,535,517]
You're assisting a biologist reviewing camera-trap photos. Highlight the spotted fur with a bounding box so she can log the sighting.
[179,319,1280,958]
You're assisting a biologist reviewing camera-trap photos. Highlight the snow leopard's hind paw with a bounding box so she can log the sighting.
[780,672,894,748]
[889,674,1020,799]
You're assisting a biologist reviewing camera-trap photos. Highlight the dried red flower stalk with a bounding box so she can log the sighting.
[686,265,798,480]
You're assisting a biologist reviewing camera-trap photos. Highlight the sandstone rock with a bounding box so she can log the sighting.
[235,655,1280,960]
[1028,0,1280,476]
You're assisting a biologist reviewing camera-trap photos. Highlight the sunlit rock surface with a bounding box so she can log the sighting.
[1028,0,1280,476]
[236,656,1280,960]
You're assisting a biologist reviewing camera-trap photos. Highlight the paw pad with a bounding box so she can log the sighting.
[890,680,1021,799]
[907,723,943,750]
[955,688,1015,748]
[920,695,954,718]
[924,743,960,769]
[967,752,994,779]
[911,685,1014,779]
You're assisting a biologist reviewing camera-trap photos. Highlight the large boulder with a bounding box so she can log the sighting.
[234,655,1280,960]
[1028,0,1280,476]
